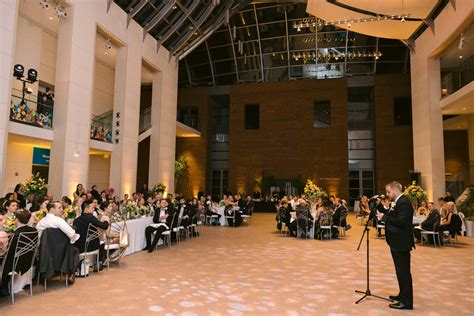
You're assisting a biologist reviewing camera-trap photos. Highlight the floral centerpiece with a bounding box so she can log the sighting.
[152,182,167,194]
[21,173,48,197]
[403,181,428,211]
[137,205,149,217]
[34,210,47,223]
[122,204,137,219]
[111,212,123,223]
[61,207,76,224]
[3,213,16,233]
[303,179,328,202]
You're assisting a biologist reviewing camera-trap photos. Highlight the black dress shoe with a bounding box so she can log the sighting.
[147,247,154,253]
[389,295,401,301]
[389,302,413,310]
[142,247,149,251]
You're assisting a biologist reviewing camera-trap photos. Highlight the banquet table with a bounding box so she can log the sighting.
[413,216,426,225]
[117,217,154,256]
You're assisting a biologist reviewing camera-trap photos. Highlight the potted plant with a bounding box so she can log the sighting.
[458,186,474,237]
[174,156,190,192]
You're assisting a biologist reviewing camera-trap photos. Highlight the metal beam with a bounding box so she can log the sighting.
[227,22,240,82]
[373,37,379,74]
[284,9,291,80]
[107,0,113,13]
[171,3,217,53]
[205,41,216,86]
[143,1,177,34]
[253,4,265,82]
[176,1,248,60]
[184,58,193,86]
[344,28,349,75]
[153,0,202,45]
[127,0,149,28]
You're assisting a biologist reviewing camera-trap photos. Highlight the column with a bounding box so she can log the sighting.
[109,46,141,197]
[48,2,96,198]
[468,115,474,185]
[148,65,178,194]
[0,0,19,195]
[411,56,445,201]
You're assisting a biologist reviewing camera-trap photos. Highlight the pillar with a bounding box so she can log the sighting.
[0,0,19,195]
[109,46,141,197]
[148,65,178,194]
[468,115,474,185]
[48,2,96,198]
[411,56,445,201]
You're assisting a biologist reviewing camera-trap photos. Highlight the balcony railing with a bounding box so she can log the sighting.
[177,107,200,131]
[441,55,474,97]
[9,88,53,129]
[90,110,113,143]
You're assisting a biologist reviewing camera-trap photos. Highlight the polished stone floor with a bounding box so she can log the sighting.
[1,213,473,315]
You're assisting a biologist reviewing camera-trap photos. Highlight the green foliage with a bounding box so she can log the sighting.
[175,156,190,183]
[459,186,474,220]
[21,173,48,196]
[303,179,327,202]
[152,182,167,194]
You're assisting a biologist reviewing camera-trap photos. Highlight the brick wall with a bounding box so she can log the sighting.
[228,79,349,198]
[374,74,413,192]
[176,87,209,198]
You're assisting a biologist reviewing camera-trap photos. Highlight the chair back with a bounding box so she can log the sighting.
[0,234,14,284]
[84,223,101,253]
[277,207,286,223]
[248,205,254,216]
[296,208,309,228]
[12,232,39,278]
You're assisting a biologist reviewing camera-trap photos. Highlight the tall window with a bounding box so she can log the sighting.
[393,97,412,125]
[178,107,199,130]
[245,104,260,130]
[313,100,331,128]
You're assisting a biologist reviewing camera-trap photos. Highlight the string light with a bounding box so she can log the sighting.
[292,13,411,31]
[291,50,382,61]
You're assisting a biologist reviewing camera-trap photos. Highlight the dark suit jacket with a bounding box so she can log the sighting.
[73,213,109,253]
[382,195,415,252]
[421,211,440,231]
[1,225,38,288]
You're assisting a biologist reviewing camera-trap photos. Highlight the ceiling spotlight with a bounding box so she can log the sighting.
[105,38,112,52]
[463,107,467,110]
[297,26,301,32]
[401,17,406,22]
[172,4,177,9]
[40,0,50,9]
[54,4,68,18]
[13,64,24,79]
[459,33,465,50]
[459,55,463,59]
[27,68,38,83]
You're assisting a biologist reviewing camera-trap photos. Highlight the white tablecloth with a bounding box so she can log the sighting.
[217,206,227,226]
[413,216,426,225]
[117,217,153,256]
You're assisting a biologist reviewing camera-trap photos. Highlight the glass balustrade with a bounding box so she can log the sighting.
[9,88,53,129]
[90,110,113,143]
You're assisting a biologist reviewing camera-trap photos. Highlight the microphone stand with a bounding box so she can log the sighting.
[355,203,394,304]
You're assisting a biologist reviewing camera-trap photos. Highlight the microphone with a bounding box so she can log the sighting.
[368,195,380,201]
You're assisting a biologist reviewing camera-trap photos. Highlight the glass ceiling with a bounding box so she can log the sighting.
[178,3,409,88]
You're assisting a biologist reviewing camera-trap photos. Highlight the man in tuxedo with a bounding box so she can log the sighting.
[144,199,176,252]
[377,181,414,310]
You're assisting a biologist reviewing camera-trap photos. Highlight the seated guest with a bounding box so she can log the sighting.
[289,196,299,211]
[444,191,455,203]
[438,197,446,219]
[241,196,254,215]
[333,199,349,236]
[416,200,428,217]
[1,199,19,217]
[225,196,243,227]
[439,202,462,239]
[289,199,313,238]
[276,199,293,236]
[315,201,333,239]
[36,201,80,243]
[144,199,176,252]
[73,199,110,270]
[414,202,441,243]
[358,196,370,218]
[205,198,222,225]
[0,209,37,296]
[177,198,191,228]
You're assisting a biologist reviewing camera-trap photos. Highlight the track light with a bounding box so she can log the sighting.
[13,64,24,79]
[27,68,38,83]
[105,38,112,52]
[53,4,68,18]
[39,0,50,9]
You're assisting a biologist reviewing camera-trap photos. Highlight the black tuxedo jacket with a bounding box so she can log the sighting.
[153,206,176,227]
[73,213,109,253]
[382,195,415,252]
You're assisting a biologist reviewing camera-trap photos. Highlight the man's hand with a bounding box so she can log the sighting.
[376,211,384,221]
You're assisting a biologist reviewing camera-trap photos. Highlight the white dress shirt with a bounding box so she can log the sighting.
[36,213,80,243]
